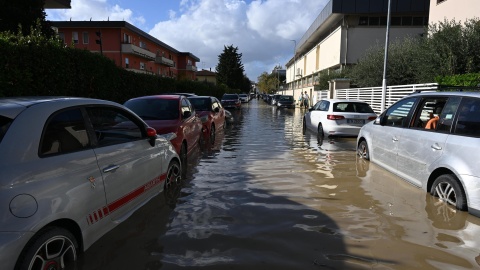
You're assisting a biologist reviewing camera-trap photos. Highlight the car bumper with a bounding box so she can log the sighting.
[0,231,35,270]
[323,125,362,137]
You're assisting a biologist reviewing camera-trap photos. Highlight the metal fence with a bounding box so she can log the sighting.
[333,83,438,114]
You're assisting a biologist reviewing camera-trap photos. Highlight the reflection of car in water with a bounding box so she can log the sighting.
[356,157,480,265]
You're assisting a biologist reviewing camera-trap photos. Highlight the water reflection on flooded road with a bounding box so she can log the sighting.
[77,100,480,270]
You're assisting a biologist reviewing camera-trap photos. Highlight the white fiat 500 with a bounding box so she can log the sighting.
[0,97,181,270]
[303,99,377,137]
[357,91,480,217]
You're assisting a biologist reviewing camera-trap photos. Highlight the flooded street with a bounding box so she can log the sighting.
[77,99,480,270]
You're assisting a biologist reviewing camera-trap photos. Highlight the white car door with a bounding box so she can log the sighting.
[86,106,165,223]
[396,97,452,187]
[306,100,328,132]
[371,97,418,172]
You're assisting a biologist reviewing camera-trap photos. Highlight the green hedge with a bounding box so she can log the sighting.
[0,32,234,104]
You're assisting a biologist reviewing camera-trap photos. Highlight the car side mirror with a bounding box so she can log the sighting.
[146,127,157,146]
[183,111,192,118]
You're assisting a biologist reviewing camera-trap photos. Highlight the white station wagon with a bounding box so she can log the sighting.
[357,91,480,217]
[0,97,181,270]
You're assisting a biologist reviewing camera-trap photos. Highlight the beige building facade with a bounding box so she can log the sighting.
[285,0,429,104]
[429,0,480,25]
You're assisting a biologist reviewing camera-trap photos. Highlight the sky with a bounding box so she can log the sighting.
[46,0,328,82]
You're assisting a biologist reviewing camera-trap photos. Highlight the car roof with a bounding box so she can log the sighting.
[321,98,367,103]
[408,91,480,98]
[0,96,114,118]
[127,95,183,101]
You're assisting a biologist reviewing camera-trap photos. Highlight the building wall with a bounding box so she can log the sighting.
[346,27,425,63]
[429,0,480,25]
[54,22,199,79]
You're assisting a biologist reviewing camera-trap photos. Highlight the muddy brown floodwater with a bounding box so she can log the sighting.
[75,99,480,270]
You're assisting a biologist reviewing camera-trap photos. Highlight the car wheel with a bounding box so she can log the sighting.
[164,159,181,204]
[209,124,216,143]
[16,227,78,270]
[430,174,467,211]
[317,123,324,137]
[180,142,187,168]
[357,140,370,161]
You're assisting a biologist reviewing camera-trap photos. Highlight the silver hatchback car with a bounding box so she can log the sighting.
[0,97,181,270]
[357,91,480,217]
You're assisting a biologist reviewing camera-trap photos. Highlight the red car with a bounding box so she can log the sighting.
[188,96,226,143]
[124,95,203,166]
[221,93,242,110]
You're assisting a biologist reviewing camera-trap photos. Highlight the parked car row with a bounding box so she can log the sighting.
[261,93,296,108]
[301,92,480,218]
[0,93,228,270]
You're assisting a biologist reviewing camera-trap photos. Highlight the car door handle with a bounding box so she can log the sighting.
[103,165,120,173]
[392,136,398,142]
[431,143,442,151]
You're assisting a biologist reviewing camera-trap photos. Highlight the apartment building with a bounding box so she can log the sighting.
[285,0,429,98]
[429,0,480,25]
[51,21,199,80]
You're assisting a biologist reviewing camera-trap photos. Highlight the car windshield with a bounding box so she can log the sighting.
[223,94,238,100]
[333,102,375,113]
[0,115,13,144]
[188,98,211,111]
[124,99,179,120]
[280,96,294,101]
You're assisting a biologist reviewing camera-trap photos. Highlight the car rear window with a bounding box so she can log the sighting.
[189,98,210,111]
[0,115,13,144]
[124,99,179,120]
[333,102,375,113]
[222,94,238,99]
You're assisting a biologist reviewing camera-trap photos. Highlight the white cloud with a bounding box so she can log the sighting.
[46,0,145,26]
[47,0,327,81]
[149,0,326,80]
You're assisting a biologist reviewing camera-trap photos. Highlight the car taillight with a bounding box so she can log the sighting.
[327,115,345,120]
[368,116,377,121]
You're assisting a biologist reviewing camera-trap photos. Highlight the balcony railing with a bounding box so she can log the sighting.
[186,64,197,72]
[122,44,155,61]
[155,56,175,67]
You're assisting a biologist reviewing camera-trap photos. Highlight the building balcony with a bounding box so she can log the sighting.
[122,44,155,61]
[155,56,175,67]
[186,64,197,72]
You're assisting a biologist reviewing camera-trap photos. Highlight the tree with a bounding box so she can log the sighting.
[257,71,279,94]
[216,45,246,91]
[0,0,54,38]
[346,37,422,87]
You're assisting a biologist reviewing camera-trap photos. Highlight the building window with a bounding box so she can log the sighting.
[58,32,65,44]
[83,32,89,44]
[125,58,129,68]
[72,32,78,44]
[139,41,147,49]
[123,33,131,44]
[359,17,368,25]
[140,62,145,70]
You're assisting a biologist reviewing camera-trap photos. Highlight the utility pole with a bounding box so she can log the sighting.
[290,39,296,99]
[381,0,392,112]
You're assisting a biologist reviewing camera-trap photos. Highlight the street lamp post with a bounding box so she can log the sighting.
[381,0,392,112]
[290,39,296,99]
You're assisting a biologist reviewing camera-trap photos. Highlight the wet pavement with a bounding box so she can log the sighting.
[76,99,480,270]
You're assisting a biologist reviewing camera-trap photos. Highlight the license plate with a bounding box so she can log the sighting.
[347,119,365,124]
